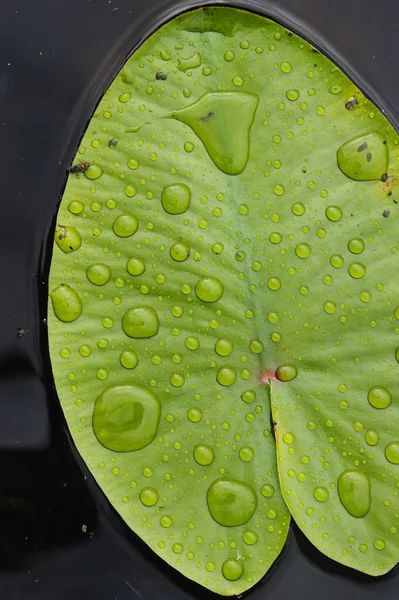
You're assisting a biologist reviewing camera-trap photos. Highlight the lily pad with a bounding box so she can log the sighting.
[48,5,399,596]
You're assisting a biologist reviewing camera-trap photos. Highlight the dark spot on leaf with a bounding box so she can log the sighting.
[197,111,214,122]
[156,72,167,80]
[345,98,358,110]
[383,209,390,218]
[388,190,392,197]
[357,142,368,152]
[381,173,388,182]
[366,152,372,162]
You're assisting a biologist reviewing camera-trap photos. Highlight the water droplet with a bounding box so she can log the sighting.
[92,384,161,452]
[232,76,244,87]
[86,263,111,286]
[268,277,281,291]
[170,373,184,387]
[84,164,103,180]
[239,446,254,462]
[194,444,215,465]
[325,205,343,222]
[286,89,299,101]
[122,306,159,339]
[185,336,200,350]
[250,339,263,354]
[120,350,138,369]
[295,243,311,259]
[207,478,257,526]
[172,543,183,554]
[337,131,388,181]
[79,344,91,357]
[170,242,190,261]
[187,407,202,423]
[241,390,256,404]
[261,483,274,497]
[365,429,379,446]
[126,257,146,276]
[329,85,342,94]
[313,486,329,502]
[68,200,84,215]
[184,142,194,152]
[140,487,159,507]
[178,52,202,71]
[243,529,258,545]
[195,276,224,303]
[292,202,305,216]
[280,61,292,73]
[385,441,399,464]
[217,366,237,386]
[348,262,366,279]
[169,91,258,175]
[348,238,365,254]
[368,386,392,409]
[212,242,224,254]
[224,50,235,61]
[112,214,138,238]
[222,558,244,581]
[374,539,386,551]
[273,184,285,196]
[324,301,336,314]
[160,515,173,528]
[50,284,82,322]
[54,224,82,253]
[275,364,298,382]
[338,469,371,518]
[214,338,234,357]
[161,184,191,215]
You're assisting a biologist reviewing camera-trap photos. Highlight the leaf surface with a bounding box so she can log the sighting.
[48,6,399,595]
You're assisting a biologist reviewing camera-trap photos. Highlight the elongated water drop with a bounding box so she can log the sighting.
[337,131,388,181]
[54,224,82,253]
[207,478,257,526]
[338,469,371,518]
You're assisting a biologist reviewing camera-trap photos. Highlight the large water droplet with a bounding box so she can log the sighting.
[140,487,159,506]
[169,91,258,175]
[122,306,159,338]
[368,386,392,409]
[222,558,244,581]
[207,478,257,526]
[50,284,82,322]
[275,364,298,382]
[92,384,161,452]
[215,338,233,356]
[113,214,138,237]
[217,366,237,386]
[385,441,399,464]
[54,224,82,253]
[195,276,224,303]
[120,349,138,369]
[338,469,371,518]
[337,131,388,181]
[170,242,190,261]
[84,164,103,180]
[194,444,215,465]
[161,184,191,214]
[86,263,111,286]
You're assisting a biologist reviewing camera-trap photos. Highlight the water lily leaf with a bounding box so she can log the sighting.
[48,5,399,595]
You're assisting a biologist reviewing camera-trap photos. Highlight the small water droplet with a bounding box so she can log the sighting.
[239,446,254,461]
[222,558,244,581]
[348,262,366,279]
[113,214,138,237]
[325,205,343,222]
[178,52,202,71]
[280,61,292,73]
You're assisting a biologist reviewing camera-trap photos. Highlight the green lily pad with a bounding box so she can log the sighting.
[48,5,399,596]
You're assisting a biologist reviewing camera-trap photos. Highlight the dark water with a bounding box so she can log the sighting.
[1,0,399,598]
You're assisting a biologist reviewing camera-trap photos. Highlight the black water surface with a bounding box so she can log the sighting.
[1,0,399,598]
